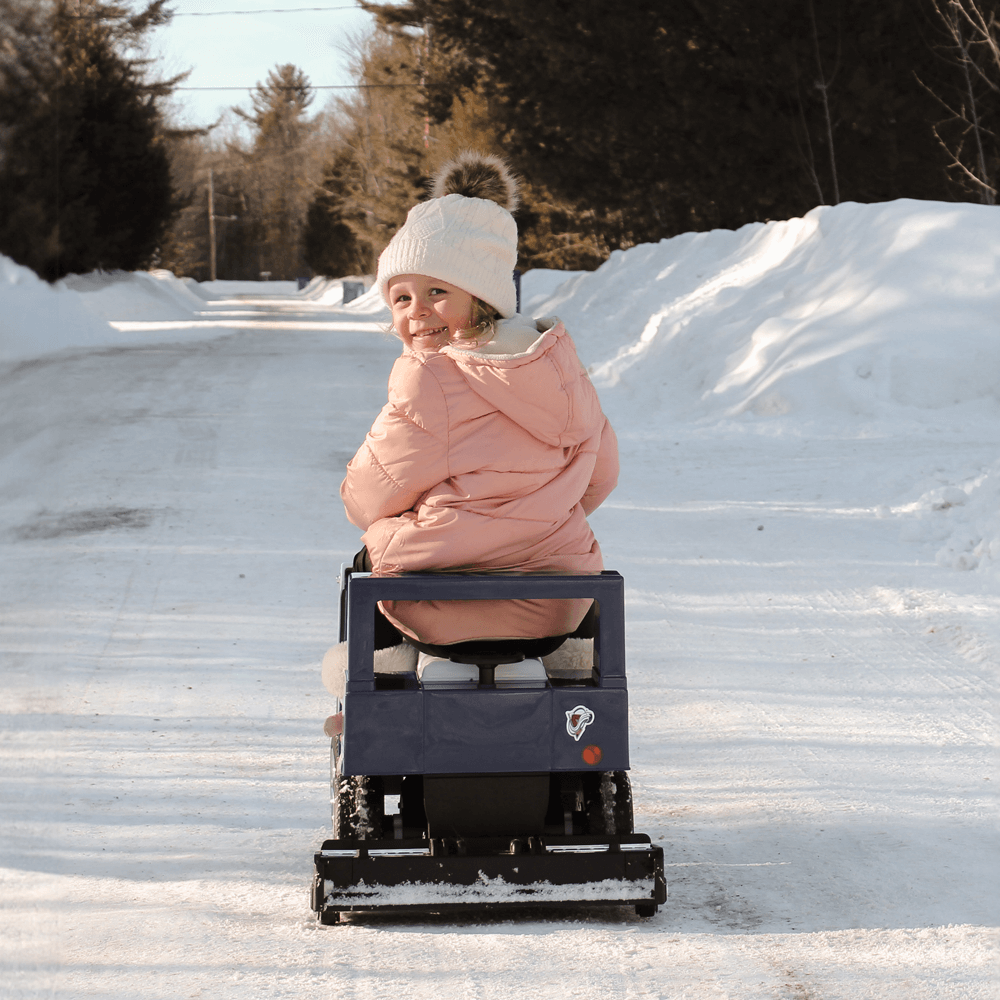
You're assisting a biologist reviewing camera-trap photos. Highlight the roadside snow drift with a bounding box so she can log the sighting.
[529,200,999,427]
[62,269,212,321]
[0,262,382,364]
[526,199,1000,580]
[0,255,122,362]
[3,199,996,421]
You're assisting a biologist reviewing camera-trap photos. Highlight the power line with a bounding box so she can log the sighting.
[172,5,359,13]
[67,5,363,17]
[175,82,439,90]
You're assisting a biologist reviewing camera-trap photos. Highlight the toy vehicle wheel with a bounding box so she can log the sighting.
[331,742,384,838]
[585,771,633,836]
[635,903,657,918]
[333,773,384,838]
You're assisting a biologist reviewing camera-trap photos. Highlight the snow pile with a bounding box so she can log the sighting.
[530,199,1000,429]
[900,459,1000,577]
[0,255,120,363]
[65,268,211,321]
[299,276,373,306]
[299,276,343,303]
[0,259,317,364]
[521,269,588,313]
[0,258,279,363]
[340,281,393,316]
[177,275,221,300]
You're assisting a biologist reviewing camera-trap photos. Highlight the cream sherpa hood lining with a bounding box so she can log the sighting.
[447,316,558,361]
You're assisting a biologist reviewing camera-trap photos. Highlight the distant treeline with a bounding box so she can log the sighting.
[0,0,996,282]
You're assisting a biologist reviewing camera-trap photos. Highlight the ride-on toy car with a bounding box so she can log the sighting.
[310,569,667,922]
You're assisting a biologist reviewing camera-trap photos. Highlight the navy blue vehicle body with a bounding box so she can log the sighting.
[311,569,667,922]
[340,571,629,778]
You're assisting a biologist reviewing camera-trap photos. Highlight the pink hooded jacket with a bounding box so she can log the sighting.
[341,315,619,645]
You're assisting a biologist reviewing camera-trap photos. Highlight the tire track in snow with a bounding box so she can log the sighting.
[767,579,998,747]
[715,573,996,930]
[620,517,995,936]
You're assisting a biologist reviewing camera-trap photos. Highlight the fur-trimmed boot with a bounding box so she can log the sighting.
[320,642,419,699]
[540,637,594,679]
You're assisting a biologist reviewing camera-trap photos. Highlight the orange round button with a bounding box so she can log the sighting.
[582,744,602,765]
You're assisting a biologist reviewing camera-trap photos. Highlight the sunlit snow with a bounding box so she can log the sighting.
[1,198,996,998]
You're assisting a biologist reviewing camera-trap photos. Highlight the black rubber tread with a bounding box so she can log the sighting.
[331,740,385,838]
[584,771,634,836]
[333,773,384,838]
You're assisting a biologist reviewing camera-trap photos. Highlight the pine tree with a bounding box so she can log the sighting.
[154,129,214,280]
[0,0,178,280]
[302,148,374,277]
[364,0,960,249]
[330,31,431,260]
[228,64,320,280]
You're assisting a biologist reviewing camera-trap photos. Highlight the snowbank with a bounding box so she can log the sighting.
[521,201,999,583]
[7,200,995,421]
[521,269,588,313]
[0,260,314,364]
[528,200,1000,429]
[299,276,344,304]
[299,276,375,307]
[339,281,393,316]
[0,255,122,364]
[64,268,213,321]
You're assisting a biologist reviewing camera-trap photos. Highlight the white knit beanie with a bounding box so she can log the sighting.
[377,153,520,318]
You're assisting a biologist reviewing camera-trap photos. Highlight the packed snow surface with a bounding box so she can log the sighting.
[1,199,997,998]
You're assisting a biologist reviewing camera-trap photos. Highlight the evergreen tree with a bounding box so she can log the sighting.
[154,131,214,280]
[331,30,432,260]
[228,64,320,280]
[0,0,178,280]
[365,1,959,248]
[235,63,315,148]
[302,149,374,277]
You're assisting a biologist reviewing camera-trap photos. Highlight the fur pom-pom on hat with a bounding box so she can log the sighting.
[377,152,520,318]
[431,152,520,212]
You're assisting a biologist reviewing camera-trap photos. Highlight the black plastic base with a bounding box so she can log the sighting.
[312,832,666,922]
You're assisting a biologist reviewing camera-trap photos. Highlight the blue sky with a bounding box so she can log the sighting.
[149,1,377,127]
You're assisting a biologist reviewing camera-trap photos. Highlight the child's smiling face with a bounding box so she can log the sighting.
[388,274,474,351]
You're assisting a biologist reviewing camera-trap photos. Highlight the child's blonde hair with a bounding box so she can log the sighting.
[451,296,502,349]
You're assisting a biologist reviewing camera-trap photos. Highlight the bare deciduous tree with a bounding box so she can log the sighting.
[922,0,998,204]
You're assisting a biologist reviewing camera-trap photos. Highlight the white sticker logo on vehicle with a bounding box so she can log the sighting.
[565,705,595,742]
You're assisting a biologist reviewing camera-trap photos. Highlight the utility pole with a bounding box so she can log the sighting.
[208,168,217,282]
[206,168,237,281]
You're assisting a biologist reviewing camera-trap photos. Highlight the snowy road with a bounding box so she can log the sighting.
[1,289,996,998]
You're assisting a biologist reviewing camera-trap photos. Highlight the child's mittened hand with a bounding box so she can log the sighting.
[323,712,344,737]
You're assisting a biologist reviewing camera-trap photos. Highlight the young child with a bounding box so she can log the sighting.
[340,152,618,657]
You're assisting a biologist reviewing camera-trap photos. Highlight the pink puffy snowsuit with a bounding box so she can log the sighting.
[341,315,619,645]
